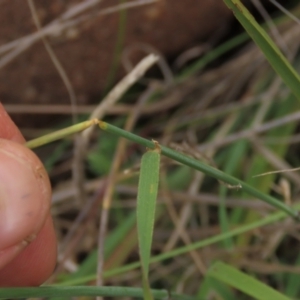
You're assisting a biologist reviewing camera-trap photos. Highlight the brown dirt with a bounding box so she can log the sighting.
[0,0,232,110]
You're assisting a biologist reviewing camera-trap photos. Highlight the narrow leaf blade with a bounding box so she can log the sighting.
[137,145,161,300]
[208,261,290,300]
[223,0,300,100]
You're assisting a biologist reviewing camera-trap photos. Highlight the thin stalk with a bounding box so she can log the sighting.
[98,121,300,220]
[26,119,300,220]
[26,119,99,149]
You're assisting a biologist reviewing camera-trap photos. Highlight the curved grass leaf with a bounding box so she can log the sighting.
[208,261,290,300]
[223,0,300,100]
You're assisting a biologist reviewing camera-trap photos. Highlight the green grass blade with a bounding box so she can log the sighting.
[51,203,300,286]
[103,203,300,280]
[0,286,193,300]
[178,32,249,80]
[285,253,300,297]
[137,144,161,300]
[103,0,127,93]
[197,276,237,300]
[219,140,248,249]
[223,0,300,100]
[208,261,290,300]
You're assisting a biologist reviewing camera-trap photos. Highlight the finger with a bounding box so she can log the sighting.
[0,103,25,143]
[0,103,57,286]
[0,139,51,261]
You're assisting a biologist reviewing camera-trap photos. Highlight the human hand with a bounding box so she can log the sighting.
[0,103,57,286]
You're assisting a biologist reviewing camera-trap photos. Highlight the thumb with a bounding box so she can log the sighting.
[0,138,51,269]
